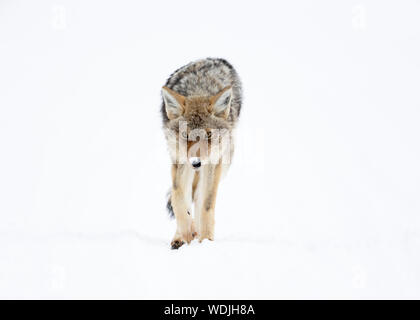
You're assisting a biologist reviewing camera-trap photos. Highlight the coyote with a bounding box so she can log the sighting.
[161,58,242,249]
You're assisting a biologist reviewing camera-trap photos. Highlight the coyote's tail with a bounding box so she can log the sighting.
[166,190,174,219]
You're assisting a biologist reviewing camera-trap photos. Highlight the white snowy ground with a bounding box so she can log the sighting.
[1,1,420,299]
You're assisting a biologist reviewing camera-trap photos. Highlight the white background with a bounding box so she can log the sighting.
[0,0,419,299]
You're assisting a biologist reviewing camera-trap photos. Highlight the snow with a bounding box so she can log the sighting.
[0,0,420,299]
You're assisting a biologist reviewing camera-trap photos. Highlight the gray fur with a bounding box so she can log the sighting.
[161,58,242,125]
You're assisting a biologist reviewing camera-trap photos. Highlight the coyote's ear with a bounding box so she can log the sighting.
[162,87,185,119]
[209,86,232,119]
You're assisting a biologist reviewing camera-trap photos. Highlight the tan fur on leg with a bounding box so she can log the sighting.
[192,171,201,237]
[197,163,222,242]
[170,164,195,249]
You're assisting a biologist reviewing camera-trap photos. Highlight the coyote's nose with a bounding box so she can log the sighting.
[190,157,201,169]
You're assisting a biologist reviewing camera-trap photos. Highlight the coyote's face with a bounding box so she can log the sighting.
[162,86,233,169]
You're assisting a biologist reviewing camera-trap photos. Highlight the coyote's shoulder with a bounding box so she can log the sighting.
[161,58,242,125]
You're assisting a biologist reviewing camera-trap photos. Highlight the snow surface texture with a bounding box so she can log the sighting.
[0,0,419,299]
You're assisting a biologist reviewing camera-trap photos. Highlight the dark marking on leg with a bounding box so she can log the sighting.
[205,192,214,211]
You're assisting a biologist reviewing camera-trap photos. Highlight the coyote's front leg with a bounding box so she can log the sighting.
[198,163,222,242]
[170,164,196,249]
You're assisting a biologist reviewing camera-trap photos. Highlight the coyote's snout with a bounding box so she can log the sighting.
[161,58,242,249]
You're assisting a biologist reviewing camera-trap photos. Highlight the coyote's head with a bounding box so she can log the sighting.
[162,86,233,169]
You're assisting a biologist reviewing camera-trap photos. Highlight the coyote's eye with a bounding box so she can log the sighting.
[181,131,188,140]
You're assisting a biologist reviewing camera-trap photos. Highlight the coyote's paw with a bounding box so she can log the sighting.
[171,239,184,250]
[198,230,214,243]
[198,220,215,243]
[171,220,196,249]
